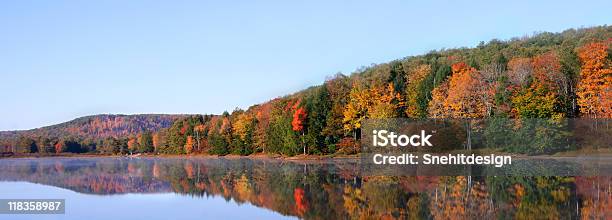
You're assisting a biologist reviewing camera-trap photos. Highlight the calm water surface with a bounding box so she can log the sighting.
[0,157,609,219]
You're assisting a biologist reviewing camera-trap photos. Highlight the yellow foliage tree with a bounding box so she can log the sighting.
[343,83,403,137]
[232,113,254,141]
[343,84,369,135]
[511,52,566,119]
[428,81,449,118]
[368,83,404,119]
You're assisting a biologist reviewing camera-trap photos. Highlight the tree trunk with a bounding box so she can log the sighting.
[466,120,472,151]
[302,131,306,155]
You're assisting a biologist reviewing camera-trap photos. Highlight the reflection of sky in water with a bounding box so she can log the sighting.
[0,181,295,220]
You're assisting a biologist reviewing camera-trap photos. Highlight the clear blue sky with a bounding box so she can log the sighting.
[1,0,610,131]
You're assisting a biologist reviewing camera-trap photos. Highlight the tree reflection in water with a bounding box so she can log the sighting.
[0,158,609,219]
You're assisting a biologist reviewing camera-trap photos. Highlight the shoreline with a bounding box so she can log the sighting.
[0,152,361,161]
[2,146,611,161]
[2,150,611,161]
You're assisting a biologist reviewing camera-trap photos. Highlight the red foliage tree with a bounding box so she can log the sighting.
[291,100,308,154]
[54,142,63,154]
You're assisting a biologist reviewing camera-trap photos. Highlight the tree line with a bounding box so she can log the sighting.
[5,26,611,156]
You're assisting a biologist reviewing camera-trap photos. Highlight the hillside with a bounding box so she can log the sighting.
[0,114,185,146]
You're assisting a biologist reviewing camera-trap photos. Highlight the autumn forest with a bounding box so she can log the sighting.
[1,26,611,157]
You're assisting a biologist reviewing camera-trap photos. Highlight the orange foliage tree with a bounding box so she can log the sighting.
[253,102,272,153]
[127,138,138,153]
[446,62,488,118]
[184,136,194,154]
[576,41,612,118]
[428,62,488,118]
[152,133,161,152]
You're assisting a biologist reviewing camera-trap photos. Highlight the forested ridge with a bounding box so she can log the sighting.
[0,114,185,154]
[2,26,610,156]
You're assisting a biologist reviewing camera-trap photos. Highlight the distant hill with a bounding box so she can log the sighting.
[0,114,185,143]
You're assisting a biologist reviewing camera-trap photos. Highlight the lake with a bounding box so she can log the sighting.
[0,157,609,219]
